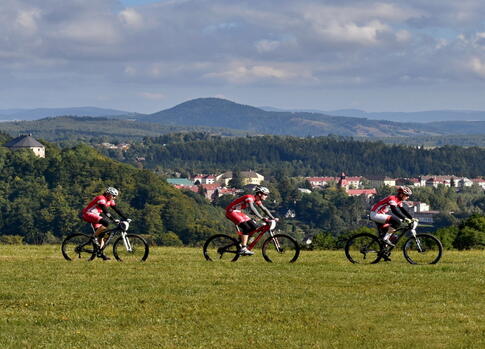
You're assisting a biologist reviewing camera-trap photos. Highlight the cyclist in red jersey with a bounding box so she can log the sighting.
[226,185,275,255]
[81,187,128,260]
[370,186,415,247]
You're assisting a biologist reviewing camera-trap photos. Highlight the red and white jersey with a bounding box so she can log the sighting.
[82,195,116,216]
[226,194,261,213]
[371,195,403,214]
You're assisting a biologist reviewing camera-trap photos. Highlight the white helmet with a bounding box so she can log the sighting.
[398,186,412,196]
[105,187,119,196]
[254,186,270,195]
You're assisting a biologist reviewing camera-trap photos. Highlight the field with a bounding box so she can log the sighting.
[0,246,483,348]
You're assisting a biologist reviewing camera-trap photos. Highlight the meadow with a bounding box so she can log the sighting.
[0,246,483,348]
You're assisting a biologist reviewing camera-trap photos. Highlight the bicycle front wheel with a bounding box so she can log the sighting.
[262,234,300,263]
[203,234,240,262]
[344,233,383,264]
[403,233,443,265]
[61,233,96,261]
[113,234,149,262]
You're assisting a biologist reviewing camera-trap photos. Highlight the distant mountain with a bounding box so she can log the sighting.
[0,107,137,121]
[139,98,485,137]
[261,106,485,123]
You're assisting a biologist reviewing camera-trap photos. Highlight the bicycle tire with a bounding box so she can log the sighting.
[344,233,383,264]
[203,234,240,262]
[113,234,149,262]
[61,233,96,261]
[403,233,443,265]
[261,234,300,263]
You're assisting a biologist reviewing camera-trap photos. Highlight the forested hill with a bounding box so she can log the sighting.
[0,142,230,244]
[139,98,485,137]
[118,134,485,177]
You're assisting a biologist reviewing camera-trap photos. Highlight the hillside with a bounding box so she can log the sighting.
[0,107,136,121]
[0,116,245,143]
[0,141,230,244]
[120,134,485,177]
[140,98,485,137]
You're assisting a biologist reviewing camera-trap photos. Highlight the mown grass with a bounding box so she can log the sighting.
[0,245,483,348]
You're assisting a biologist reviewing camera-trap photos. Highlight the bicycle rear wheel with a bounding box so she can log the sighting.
[403,233,443,264]
[61,233,96,261]
[262,234,300,263]
[113,234,149,262]
[203,234,240,262]
[345,233,383,264]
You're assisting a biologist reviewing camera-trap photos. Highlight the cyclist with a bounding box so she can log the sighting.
[81,187,128,260]
[370,186,415,247]
[226,185,276,256]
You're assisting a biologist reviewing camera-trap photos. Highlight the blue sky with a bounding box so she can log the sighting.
[2,0,485,113]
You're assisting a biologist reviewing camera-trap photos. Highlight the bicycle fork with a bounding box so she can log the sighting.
[269,231,283,253]
[121,232,133,252]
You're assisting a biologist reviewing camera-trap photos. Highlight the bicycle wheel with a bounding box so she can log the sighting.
[203,234,240,262]
[344,233,383,264]
[262,234,300,263]
[403,233,443,265]
[61,233,96,261]
[113,234,149,262]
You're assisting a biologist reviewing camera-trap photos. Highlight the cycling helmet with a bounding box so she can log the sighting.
[254,186,270,195]
[397,186,412,196]
[105,187,119,196]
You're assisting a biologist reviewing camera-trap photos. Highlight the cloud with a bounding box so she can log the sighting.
[2,0,485,110]
[119,8,144,29]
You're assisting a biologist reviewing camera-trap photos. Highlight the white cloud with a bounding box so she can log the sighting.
[255,40,281,53]
[15,9,41,34]
[119,8,144,29]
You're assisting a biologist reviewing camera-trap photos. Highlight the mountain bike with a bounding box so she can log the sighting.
[344,220,443,265]
[61,220,149,262]
[203,219,300,263]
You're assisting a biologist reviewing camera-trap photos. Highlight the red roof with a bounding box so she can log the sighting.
[346,189,377,196]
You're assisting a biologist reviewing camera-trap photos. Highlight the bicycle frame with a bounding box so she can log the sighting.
[245,220,277,250]
[94,221,133,252]
[381,220,419,251]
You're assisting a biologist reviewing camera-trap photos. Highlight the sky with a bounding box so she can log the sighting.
[2,0,485,113]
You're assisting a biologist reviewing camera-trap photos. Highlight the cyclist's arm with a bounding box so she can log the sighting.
[248,201,264,220]
[397,205,413,220]
[99,204,117,221]
[257,203,275,220]
[390,205,406,220]
[111,206,128,220]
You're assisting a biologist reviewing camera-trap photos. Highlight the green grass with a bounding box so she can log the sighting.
[0,246,483,348]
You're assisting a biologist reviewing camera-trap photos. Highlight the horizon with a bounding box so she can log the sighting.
[3,1,485,114]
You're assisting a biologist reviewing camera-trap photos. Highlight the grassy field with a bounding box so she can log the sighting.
[0,245,483,349]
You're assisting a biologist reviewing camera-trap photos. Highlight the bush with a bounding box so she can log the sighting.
[154,232,184,246]
[0,235,24,244]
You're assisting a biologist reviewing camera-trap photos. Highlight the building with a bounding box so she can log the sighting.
[192,174,216,185]
[366,176,396,188]
[337,172,362,189]
[215,171,264,186]
[306,176,336,188]
[346,188,377,200]
[4,134,45,158]
[166,178,194,186]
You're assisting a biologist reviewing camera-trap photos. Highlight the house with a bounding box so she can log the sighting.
[396,178,422,187]
[306,177,336,188]
[366,176,396,188]
[471,178,485,190]
[216,171,265,186]
[404,201,430,213]
[346,188,377,200]
[337,172,362,189]
[166,178,194,186]
[4,134,45,158]
[192,174,216,185]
